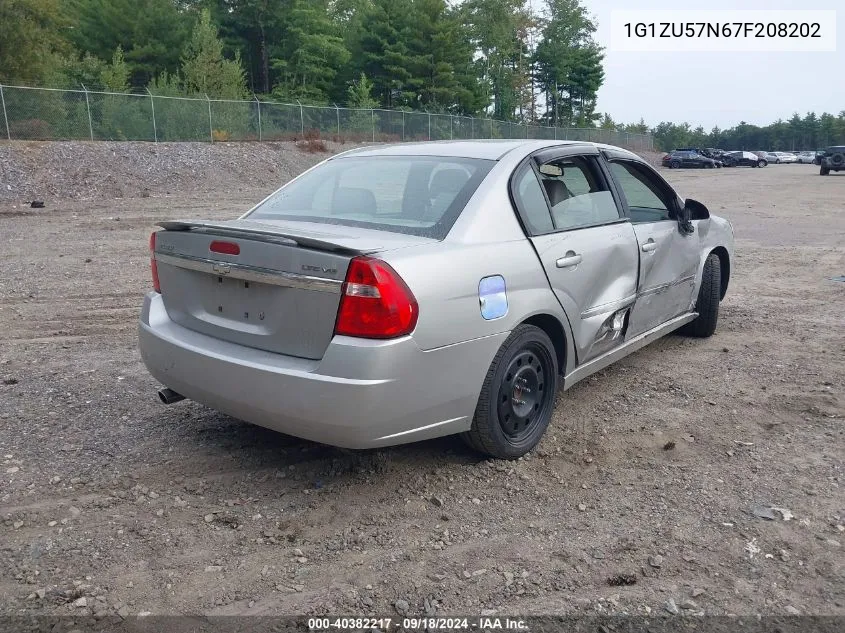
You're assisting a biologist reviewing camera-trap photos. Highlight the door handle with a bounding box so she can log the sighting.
[556,251,582,268]
[641,240,657,253]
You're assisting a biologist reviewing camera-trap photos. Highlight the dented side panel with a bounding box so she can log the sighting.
[529,222,640,363]
[627,221,699,338]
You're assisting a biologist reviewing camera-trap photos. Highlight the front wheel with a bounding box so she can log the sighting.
[462,324,558,459]
[820,165,830,175]
[670,160,680,169]
[759,160,767,167]
[680,253,721,338]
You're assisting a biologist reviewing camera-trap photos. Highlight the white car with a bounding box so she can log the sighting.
[796,151,817,164]
[770,152,798,164]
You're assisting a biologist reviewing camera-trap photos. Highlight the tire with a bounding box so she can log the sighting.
[670,160,680,169]
[680,253,721,338]
[830,153,845,167]
[758,160,766,168]
[462,324,558,459]
[820,165,830,176]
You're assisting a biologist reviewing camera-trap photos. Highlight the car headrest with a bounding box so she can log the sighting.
[332,187,377,215]
[430,169,469,196]
[543,179,570,207]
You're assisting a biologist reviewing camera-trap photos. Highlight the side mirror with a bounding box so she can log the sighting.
[684,198,710,220]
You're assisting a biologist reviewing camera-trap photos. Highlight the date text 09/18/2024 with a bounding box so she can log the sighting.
[307,616,529,630]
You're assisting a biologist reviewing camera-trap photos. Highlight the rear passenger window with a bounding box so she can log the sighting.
[535,156,621,231]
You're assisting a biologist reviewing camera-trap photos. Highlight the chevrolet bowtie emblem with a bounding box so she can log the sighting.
[212,263,231,275]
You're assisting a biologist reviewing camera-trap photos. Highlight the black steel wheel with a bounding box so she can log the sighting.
[462,324,558,459]
[670,160,680,169]
[496,347,551,443]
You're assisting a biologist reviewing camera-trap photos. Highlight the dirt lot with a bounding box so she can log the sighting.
[1,143,843,620]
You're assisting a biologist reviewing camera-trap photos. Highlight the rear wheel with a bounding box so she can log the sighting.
[759,160,767,167]
[462,325,558,459]
[680,253,721,338]
[670,160,680,169]
[820,165,830,176]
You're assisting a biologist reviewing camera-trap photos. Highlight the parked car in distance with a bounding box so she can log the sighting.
[662,150,721,169]
[677,147,722,160]
[818,146,845,175]
[139,140,735,459]
[796,151,817,164]
[769,151,798,164]
[722,151,767,168]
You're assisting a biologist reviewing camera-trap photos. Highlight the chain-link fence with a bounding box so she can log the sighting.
[0,83,654,151]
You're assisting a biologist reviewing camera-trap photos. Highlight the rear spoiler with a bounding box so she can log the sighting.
[157,220,368,256]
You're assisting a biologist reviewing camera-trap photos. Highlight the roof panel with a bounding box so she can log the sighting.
[334,140,584,160]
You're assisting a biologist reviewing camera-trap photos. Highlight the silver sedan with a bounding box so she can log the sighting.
[139,140,735,459]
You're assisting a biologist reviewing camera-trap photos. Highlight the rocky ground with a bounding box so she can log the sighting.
[0,143,842,621]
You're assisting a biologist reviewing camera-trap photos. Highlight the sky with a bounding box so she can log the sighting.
[585,0,843,129]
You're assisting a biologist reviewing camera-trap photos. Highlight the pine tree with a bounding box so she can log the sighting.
[347,73,378,109]
[461,0,530,120]
[359,0,404,107]
[100,46,130,92]
[270,0,350,104]
[181,9,247,99]
[205,0,291,95]
[534,0,603,127]
[65,0,192,86]
[403,0,482,114]
[358,0,414,108]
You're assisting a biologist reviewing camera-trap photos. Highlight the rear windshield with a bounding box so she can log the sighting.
[247,155,495,239]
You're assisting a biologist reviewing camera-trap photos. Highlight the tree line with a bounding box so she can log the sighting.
[1,0,605,127]
[608,113,845,153]
[4,0,842,146]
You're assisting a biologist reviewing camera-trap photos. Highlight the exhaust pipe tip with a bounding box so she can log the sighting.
[158,388,185,405]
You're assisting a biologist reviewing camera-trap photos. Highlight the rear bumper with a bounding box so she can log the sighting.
[138,292,506,449]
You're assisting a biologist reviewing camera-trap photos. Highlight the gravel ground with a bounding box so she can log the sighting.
[0,140,360,202]
[0,144,843,620]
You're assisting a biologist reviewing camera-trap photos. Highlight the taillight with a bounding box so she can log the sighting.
[334,257,418,339]
[150,231,161,293]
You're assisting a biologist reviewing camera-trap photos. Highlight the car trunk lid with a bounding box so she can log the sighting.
[153,219,434,359]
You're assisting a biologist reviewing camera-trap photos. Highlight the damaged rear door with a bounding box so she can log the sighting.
[511,145,639,364]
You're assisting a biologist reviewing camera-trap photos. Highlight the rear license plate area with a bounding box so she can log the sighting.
[209,274,270,323]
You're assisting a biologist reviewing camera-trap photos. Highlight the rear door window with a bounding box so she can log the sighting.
[535,155,622,231]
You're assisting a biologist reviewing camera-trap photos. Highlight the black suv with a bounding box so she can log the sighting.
[817,146,845,175]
